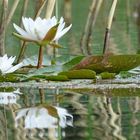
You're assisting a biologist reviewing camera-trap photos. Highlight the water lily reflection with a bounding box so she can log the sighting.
[15,106,73,129]
[0,54,23,74]
[0,89,21,104]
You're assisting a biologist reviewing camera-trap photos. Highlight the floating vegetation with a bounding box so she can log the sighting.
[59,69,96,79]
[99,72,116,79]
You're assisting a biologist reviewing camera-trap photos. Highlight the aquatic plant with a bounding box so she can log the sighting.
[103,0,118,54]
[0,54,23,74]
[13,16,72,68]
[13,16,72,44]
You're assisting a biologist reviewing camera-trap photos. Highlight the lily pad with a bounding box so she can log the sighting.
[73,55,140,73]
[59,69,96,79]
[0,74,20,82]
[45,75,69,81]
[100,72,116,79]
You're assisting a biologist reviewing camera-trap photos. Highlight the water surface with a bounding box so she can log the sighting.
[0,87,140,140]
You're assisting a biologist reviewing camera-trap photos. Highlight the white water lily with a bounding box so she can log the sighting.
[0,89,21,104]
[13,16,72,44]
[0,54,23,74]
[15,106,73,129]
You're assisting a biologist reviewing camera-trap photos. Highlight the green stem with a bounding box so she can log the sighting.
[17,41,26,63]
[37,45,44,69]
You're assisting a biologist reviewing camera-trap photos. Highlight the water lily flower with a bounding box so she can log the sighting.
[0,89,21,104]
[13,16,72,45]
[0,54,23,74]
[13,16,72,68]
[15,106,73,129]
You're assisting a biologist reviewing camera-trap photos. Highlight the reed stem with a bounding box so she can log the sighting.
[80,0,103,55]
[7,0,20,26]
[37,45,44,68]
[103,0,118,54]
[0,0,8,56]
[17,41,26,63]
[45,0,56,18]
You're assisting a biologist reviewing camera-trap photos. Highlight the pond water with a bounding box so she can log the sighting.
[0,87,140,140]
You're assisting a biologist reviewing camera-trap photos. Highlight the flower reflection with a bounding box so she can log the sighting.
[15,106,73,129]
[0,89,21,104]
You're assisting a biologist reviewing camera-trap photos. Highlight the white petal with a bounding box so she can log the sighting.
[4,62,23,74]
[57,22,65,33]
[22,17,31,34]
[13,23,35,40]
[54,24,72,40]
[25,108,38,128]
[0,55,13,73]
[55,106,73,127]
[15,108,29,120]
[59,17,64,24]
[22,17,37,40]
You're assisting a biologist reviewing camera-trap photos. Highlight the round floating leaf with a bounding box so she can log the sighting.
[100,72,116,79]
[45,75,69,81]
[59,69,96,79]
[0,74,20,82]
[74,55,140,73]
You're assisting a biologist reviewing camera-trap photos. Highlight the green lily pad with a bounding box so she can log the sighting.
[0,74,20,82]
[73,55,140,73]
[59,69,96,79]
[100,72,116,79]
[45,75,69,81]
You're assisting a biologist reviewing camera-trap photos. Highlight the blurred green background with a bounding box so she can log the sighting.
[1,0,139,57]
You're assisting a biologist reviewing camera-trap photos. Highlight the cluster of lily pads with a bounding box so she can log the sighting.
[0,53,139,82]
[0,16,140,82]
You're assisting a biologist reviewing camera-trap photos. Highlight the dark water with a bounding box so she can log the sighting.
[0,88,140,140]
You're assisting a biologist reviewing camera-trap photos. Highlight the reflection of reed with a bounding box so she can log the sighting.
[11,104,27,140]
[91,96,127,140]
[129,97,140,140]
[95,96,112,139]
[66,90,128,140]
[64,91,88,139]
[0,106,7,140]
[107,97,126,140]
[0,104,27,140]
